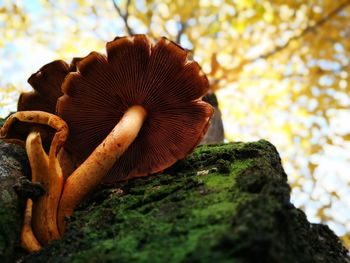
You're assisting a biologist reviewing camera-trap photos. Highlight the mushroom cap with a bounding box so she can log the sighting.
[1,120,55,151]
[18,60,71,113]
[57,35,214,183]
[0,111,63,153]
[14,60,72,151]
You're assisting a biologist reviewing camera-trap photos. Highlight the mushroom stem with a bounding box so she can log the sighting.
[26,131,64,244]
[58,105,147,233]
[20,199,42,252]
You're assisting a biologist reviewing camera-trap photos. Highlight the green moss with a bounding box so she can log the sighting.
[25,140,349,263]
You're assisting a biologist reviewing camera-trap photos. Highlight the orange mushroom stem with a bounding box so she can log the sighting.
[20,199,42,252]
[58,105,147,233]
[26,130,63,244]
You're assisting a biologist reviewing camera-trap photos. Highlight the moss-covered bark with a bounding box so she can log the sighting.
[19,140,348,263]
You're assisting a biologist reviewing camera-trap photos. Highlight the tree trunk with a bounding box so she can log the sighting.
[20,140,349,263]
[0,140,29,263]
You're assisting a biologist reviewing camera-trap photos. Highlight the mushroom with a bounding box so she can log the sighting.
[17,59,78,176]
[56,35,213,232]
[2,35,213,247]
[18,60,70,113]
[0,111,68,246]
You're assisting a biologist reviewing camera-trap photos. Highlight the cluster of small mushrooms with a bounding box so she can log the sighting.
[0,35,213,252]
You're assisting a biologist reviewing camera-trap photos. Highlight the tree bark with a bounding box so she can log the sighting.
[21,140,349,263]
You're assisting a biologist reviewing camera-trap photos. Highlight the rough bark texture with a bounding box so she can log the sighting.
[0,140,29,263]
[26,141,350,262]
[0,136,349,262]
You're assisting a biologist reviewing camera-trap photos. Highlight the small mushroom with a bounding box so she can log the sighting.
[56,35,213,232]
[17,58,85,172]
[18,60,70,113]
[0,111,68,246]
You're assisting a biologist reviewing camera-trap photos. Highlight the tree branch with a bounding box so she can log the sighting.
[112,0,134,36]
[256,0,350,61]
[175,21,187,44]
[211,0,350,85]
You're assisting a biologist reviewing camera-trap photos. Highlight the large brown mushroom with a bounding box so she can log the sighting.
[56,35,213,232]
[1,35,213,249]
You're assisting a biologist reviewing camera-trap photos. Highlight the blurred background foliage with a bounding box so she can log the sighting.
[0,0,349,246]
